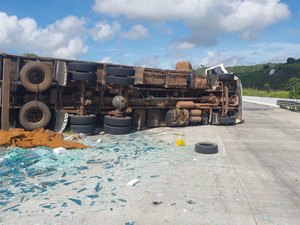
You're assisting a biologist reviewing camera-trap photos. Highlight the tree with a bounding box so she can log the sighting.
[263,64,270,70]
[286,57,295,64]
[287,77,300,98]
[264,83,271,93]
[23,53,38,57]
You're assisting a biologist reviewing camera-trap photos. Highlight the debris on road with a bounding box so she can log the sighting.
[127,179,140,186]
[176,138,186,146]
[0,128,87,149]
[152,201,162,205]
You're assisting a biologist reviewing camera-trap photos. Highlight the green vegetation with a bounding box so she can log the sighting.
[225,58,300,99]
[243,88,290,98]
[23,53,38,57]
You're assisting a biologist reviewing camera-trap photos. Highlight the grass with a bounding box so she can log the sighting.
[243,88,290,98]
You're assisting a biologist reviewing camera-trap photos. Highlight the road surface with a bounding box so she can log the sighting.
[1,102,300,225]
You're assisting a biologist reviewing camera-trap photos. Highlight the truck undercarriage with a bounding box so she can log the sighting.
[0,53,242,134]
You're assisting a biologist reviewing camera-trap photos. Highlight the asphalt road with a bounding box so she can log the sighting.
[1,102,300,225]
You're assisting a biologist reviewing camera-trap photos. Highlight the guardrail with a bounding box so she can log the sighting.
[276,99,300,111]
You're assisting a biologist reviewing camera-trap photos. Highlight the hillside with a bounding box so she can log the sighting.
[226,60,300,91]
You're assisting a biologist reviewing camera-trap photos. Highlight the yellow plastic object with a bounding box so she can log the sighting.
[176,138,186,146]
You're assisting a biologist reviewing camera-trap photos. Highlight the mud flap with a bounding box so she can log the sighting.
[54,60,68,86]
[54,110,68,133]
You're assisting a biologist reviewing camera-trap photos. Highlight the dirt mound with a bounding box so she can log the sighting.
[0,128,87,149]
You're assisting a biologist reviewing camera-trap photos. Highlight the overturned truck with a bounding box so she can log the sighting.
[0,53,243,134]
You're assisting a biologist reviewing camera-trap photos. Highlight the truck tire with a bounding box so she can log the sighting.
[20,62,53,92]
[69,114,97,125]
[104,115,132,127]
[68,62,98,73]
[19,101,51,131]
[195,142,218,154]
[106,76,134,86]
[106,67,135,77]
[218,73,234,82]
[68,71,97,82]
[103,124,131,135]
[219,116,236,125]
[166,109,178,127]
[69,124,96,135]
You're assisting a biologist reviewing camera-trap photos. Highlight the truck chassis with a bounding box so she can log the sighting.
[0,53,242,134]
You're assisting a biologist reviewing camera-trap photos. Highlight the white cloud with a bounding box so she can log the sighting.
[171,41,195,51]
[53,37,88,59]
[0,12,88,58]
[99,56,113,63]
[121,24,148,40]
[135,55,160,68]
[93,0,290,45]
[200,42,300,67]
[91,21,121,41]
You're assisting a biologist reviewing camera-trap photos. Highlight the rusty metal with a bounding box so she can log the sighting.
[1,59,11,130]
[190,109,202,116]
[189,116,202,123]
[193,76,207,89]
[224,84,229,115]
[176,101,195,109]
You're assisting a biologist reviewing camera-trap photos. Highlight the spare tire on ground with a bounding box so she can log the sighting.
[195,142,218,154]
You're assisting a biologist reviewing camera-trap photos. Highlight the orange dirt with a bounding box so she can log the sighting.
[0,128,87,149]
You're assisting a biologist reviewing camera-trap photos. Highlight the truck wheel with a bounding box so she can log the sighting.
[104,115,132,127]
[20,62,53,92]
[69,114,97,125]
[218,73,234,82]
[106,76,134,86]
[106,67,135,77]
[68,71,97,82]
[69,124,96,135]
[19,101,51,131]
[166,109,178,127]
[68,62,98,73]
[195,142,218,154]
[103,124,131,135]
[219,116,236,125]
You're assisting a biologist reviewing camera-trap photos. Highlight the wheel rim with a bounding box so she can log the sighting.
[25,108,44,123]
[28,69,45,85]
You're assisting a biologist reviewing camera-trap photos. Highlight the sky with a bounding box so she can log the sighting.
[0,0,299,69]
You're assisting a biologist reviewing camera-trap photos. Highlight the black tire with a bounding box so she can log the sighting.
[106,67,135,77]
[219,117,236,125]
[69,124,96,135]
[68,62,98,73]
[166,109,178,127]
[69,114,97,125]
[20,62,53,92]
[68,71,97,82]
[104,115,132,127]
[103,124,131,135]
[19,101,51,131]
[106,76,134,86]
[195,142,218,154]
[218,73,234,81]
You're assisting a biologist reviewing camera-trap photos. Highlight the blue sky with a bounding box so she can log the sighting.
[0,0,299,69]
